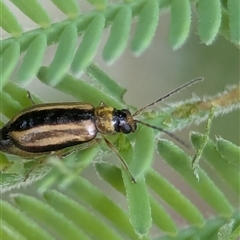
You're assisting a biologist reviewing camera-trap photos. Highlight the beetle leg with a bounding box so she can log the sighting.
[23,158,46,181]
[23,139,101,182]
[58,138,101,158]
[1,160,14,173]
[102,134,136,183]
[27,91,35,105]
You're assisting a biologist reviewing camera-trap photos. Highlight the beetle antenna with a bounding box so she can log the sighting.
[133,77,203,117]
[135,120,190,148]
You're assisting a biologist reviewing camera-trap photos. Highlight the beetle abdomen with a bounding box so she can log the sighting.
[3,106,98,153]
[10,120,97,152]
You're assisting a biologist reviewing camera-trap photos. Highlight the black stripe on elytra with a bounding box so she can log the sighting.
[12,137,92,153]
[9,108,95,132]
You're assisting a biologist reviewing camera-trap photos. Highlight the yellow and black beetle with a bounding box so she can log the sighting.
[0,78,203,182]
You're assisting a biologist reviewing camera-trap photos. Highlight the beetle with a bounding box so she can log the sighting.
[0,78,203,182]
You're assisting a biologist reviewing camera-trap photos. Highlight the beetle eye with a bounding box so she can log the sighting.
[112,109,133,134]
[121,123,132,134]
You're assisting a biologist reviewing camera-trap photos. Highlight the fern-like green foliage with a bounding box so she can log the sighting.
[0,0,239,85]
[0,0,240,239]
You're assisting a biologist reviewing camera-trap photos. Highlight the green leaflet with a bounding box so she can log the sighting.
[67,177,137,239]
[85,63,127,103]
[0,42,20,87]
[169,0,191,50]
[1,81,42,117]
[216,137,240,171]
[119,140,152,237]
[17,34,47,84]
[0,85,24,118]
[157,139,233,217]
[131,0,159,55]
[95,163,178,236]
[122,172,152,237]
[0,1,23,37]
[71,14,105,74]
[38,66,124,109]
[228,0,240,44]
[51,0,80,19]
[130,126,155,178]
[0,200,54,240]
[150,198,177,235]
[37,146,99,192]
[219,9,232,43]
[229,223,240,240]
[14,194,91,240]
[0,219,27,240]
[86,0,108,11]
[146,169,204,226]
[44,190,123,240]
[0,153,9,169]
[197,0,222,45]
[10,0,51,28]
[46,24,78,86]
[157,210,240,240]
[191,133,240,194]
[103,5,132,63]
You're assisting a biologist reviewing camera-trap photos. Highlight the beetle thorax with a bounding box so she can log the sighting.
[94,106,116,134]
